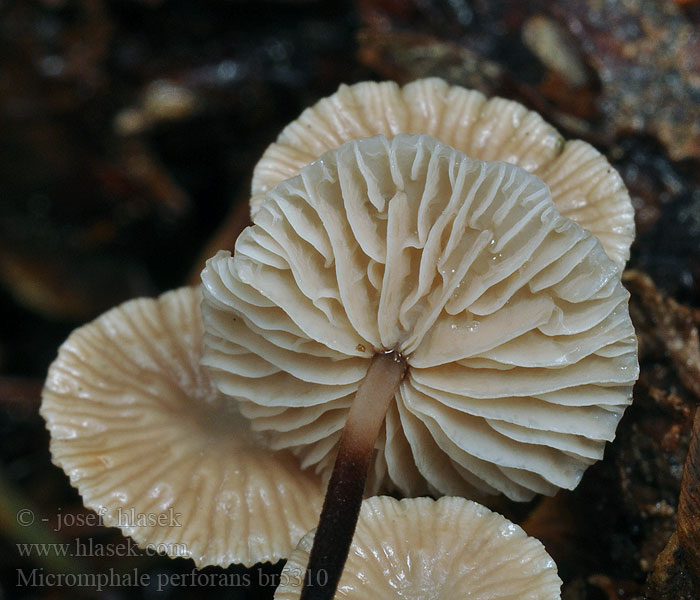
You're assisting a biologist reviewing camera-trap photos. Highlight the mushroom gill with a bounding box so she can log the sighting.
[203,132,637,599]
[40,286,324,567]
[201,133,638,505]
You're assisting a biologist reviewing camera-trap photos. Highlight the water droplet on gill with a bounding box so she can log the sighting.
[450,319,480,333]
[98,455,113,468]
[112,491,128,503]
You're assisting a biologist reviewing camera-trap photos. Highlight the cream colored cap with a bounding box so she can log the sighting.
[40,286,323,567]
[251,78,634,271]
[202,134,638,502]
[275,496,562,599]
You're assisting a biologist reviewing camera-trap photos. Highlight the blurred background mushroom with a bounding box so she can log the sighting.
[2,1,700,599]
[250,78,635,271]
[275,496,562,600]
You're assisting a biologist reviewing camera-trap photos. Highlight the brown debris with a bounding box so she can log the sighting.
[676,408,700,585]
[554,0,700,161]
[586,575,644,600]
[0,244,155,321]
[608,137,689,237]
[646,533,698,599]
[616,415,685,574]
[624,270,700,400]
[649,403,700,600]
[0,250,97,320]
[357,29,506,96]
[591,376,690,579]
[116,139,191,216]
[521,494,582,572]
[357,0,700,164]
[356,0,476,41]
[521,15,590,89]
[355,5,600,130]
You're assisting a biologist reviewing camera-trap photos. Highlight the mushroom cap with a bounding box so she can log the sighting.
[274,496,562,600]
[251,78,634,271]
[40,286,323,567]
[201,134,638,502]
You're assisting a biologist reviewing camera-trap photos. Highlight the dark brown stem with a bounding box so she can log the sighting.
[300,351,407,600]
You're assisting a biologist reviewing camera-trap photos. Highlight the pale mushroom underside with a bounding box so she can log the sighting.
[251,77,634,271]
[274,496,562,600]
[40,286,323,567]
[202,134,638,502]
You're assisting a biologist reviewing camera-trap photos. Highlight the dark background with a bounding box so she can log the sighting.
[1,0,700,598]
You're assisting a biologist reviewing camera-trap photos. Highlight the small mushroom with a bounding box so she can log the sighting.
[250,78,634,271]
[40,286,323,567]
[275,496,562,600]
[201,133,638,597]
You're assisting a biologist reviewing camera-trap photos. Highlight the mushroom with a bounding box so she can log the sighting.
[275,496,562,600]
[201,133,638,598]
[40,286,324,567]
[250,77,634,271]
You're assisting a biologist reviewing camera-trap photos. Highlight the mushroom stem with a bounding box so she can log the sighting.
[300,351,407,600]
